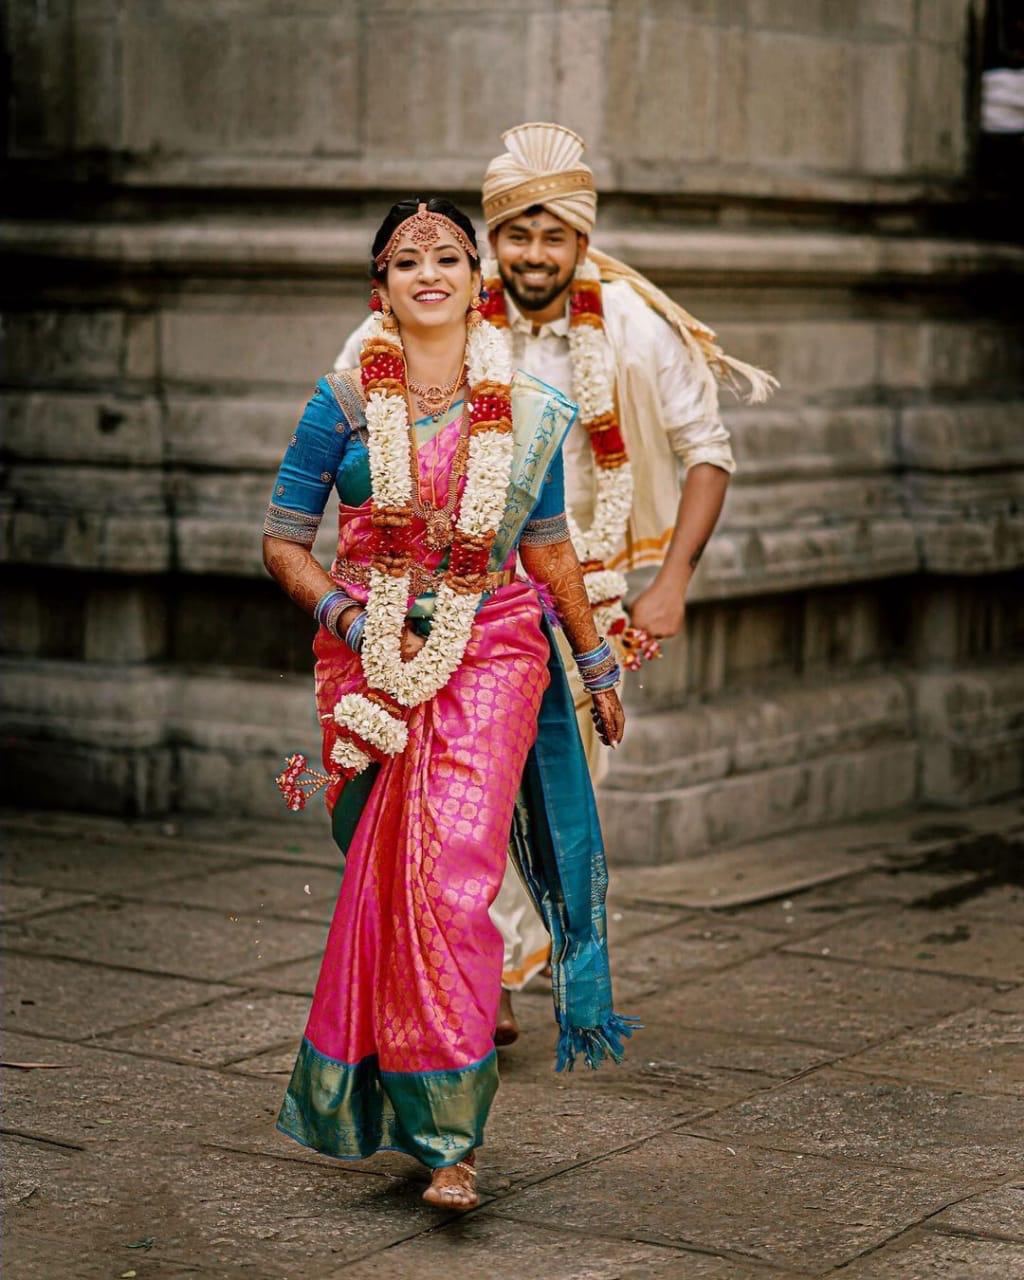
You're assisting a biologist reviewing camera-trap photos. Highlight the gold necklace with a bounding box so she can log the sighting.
[407,365,466,422]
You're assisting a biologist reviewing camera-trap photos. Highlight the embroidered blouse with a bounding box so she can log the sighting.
[263,374,571,554]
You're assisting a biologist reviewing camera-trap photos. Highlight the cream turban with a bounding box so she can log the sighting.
[482,122,597,235]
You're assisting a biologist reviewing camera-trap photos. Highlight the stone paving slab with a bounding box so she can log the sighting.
[4,800,1024,1279]
[0,883,95,922]
[122,858,339,922]
[491,1132,963,1272]
[2,1031,281,1152]
[334,1215,787,1280]
[4,900,328,982]
[239,952,321,997]
[610,917,784,1001]
[839,995,1024,1096]
[634,951,987,1053]
[3,952,237,1042]
[832,1230,1024,1278]
[2,1144,442,1280]
[94,989,308,1068]
[784,909,1024,983]
[693,1067,1024,1178]
[930,1182,1024,1241]
[3,828,249,894]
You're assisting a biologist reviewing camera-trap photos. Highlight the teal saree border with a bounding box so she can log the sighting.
[277,1036,498,1168]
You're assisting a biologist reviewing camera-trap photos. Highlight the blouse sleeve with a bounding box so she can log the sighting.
[519,446,571,547]
[262,378,352,547]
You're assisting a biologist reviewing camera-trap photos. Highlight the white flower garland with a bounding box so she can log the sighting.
[333,313,515,780]
[482,256,636,650]
[333,692,409,757]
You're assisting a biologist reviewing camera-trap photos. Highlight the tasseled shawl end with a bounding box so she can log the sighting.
[555,1012,643,1073]
[586,245,780,413]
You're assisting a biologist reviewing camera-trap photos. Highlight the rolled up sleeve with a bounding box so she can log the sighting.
[655,315,736,476]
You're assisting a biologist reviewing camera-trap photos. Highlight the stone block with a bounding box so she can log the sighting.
[498,1131,959,1271]
[5,0,72,154]
[747,0,862,36]
[910,42,968,175]
[165,393,303,470]
[917,513,1024,575]
[697,1068,1024,1177]
[0,738,174,814]
[1,392,164,465]
[72,16,122,149]
[121,8,359,157]
[746,33,855,170]
[2,509,172,572]
[83,586,167,663]
[900,402,1024,471]
[0,659,170,750]
[602,739,918,863]
[612,17,717,162]
[159,305,346,387]
[857,40,909,173]
[858,0,915,36]
[363,14,527,158]
[913,665,1024,805]
[4,311,127,385]
[614,674,912,791]
[917,0,972,43]
[725,406,898,480]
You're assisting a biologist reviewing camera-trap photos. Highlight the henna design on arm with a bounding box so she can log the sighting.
[519,538,601,657]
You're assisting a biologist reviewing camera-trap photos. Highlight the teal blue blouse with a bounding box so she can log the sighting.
[263,377,569,550]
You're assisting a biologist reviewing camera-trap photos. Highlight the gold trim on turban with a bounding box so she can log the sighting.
[482,122,597,235]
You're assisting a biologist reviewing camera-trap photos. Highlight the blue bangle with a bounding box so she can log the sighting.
[315,589,360,640]
[575,640,610,668]
[345,610,367,653]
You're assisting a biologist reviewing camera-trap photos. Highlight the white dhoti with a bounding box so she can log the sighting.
[492,629,610,989]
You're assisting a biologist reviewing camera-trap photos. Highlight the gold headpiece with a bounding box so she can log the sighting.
[374,202,479,271]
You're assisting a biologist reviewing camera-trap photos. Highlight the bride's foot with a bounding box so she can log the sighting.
[422,1153,478,1212]
[494,988,519,1047]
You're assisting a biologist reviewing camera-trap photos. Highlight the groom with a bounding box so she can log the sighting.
[336,123,775,1041]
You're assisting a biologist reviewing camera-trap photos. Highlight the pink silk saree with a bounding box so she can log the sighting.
[276,375,634,1170]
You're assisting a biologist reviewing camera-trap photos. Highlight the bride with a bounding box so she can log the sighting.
[262,197,633,1211]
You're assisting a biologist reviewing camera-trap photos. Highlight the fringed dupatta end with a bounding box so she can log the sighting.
[510,615,640,1072]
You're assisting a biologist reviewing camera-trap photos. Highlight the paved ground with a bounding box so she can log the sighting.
[3,801,1023,1279]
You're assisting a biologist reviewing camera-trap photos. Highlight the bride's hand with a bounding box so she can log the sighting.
[590,687,625,748]
[400,622,427,661]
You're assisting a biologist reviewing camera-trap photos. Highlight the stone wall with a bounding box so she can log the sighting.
[2,1,1022,860]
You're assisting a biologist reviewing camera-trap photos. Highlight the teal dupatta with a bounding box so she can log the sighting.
[331,370,636,1072]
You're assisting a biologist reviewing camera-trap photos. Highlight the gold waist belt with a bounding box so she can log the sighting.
[332,559,516,596]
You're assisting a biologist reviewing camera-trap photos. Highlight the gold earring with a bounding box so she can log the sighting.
[467,294,483,327]
[381,297,399,333]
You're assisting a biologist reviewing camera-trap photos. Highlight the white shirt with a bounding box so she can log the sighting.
[502,292,734,524]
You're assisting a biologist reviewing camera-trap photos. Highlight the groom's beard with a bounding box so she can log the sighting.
[499,256,577,315]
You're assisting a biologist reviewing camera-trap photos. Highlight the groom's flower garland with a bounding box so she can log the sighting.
[480,258,654,665]
[321,313,515,779]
